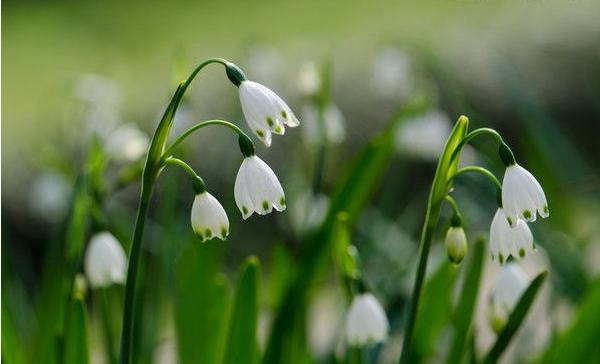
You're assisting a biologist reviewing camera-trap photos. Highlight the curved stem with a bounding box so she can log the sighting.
[163,119,249,158]
[449,128,503,164]
[172,58,228,114]
[447,166,502,192]
[444,195,460,216]
[163,157,200,180]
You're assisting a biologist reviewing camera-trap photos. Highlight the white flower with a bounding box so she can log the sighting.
[395,110,452,160]
[105,123,149,162]
[234,155,286,219]
[29,172,70,223]
[445,226,468,265]
[84,231,126,289]
[297,61,321,95]
[190,192,229,242]
[345,293,389,346]
[489,263,528,333]
[501,164,549,225]
[239,80,299,147]
[489,208,534,264]
[301,103,346,146]
[370,48,413,100]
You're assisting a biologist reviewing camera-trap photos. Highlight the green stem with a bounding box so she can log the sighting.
[448,166,502,206]
[449,128,503,164]
[101,288,117,364]
[119,181,154,364]
[163,119,250,158]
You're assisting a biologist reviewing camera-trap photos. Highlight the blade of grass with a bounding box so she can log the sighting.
[222,257,261,364]
[482,271,548,364]
[413,262,458,362]
[63,296,90,364]
[1,296,24,364]
[175,242,230,364]
[445,236,486,364]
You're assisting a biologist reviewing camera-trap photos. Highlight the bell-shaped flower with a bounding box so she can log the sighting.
[345,293,389,346]
[238,80,299,146]
[234,155,286,219]
[190,191,229,242]
[501,164,548,226]
[489,208,534,264]
[445,226,468,266]
[84,231,127,289]
[488,263,528,333]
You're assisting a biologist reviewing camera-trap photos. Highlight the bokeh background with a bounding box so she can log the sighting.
[3,0,600,363]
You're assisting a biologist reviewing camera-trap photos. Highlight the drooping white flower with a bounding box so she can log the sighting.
[445,226,468,265]
[190,192,229,242]
[234,155,286,219]
[395,110,452,160]
[239,80,299,147]
[488,263,528,333]
[301,103,346,146]
[489,208,534,264]
[345,293,389,346]
[84,231,126,289]
[105,123,149,163]
[501,164,548,226]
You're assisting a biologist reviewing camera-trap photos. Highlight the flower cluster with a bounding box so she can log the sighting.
[187,62,298,242]
[490,144,548,263]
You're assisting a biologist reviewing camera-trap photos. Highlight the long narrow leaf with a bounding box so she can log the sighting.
[482,271,548,364]
[446,237,486,364]
[1,296,24,364]
[223,257,261,364]
[63,297,90,364]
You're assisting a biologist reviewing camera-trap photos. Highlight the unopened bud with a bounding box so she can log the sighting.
[445,226,467,266]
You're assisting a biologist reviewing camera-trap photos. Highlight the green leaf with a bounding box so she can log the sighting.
[413,262,458,362]
[445,237,486,364]
[537,278,600,364]
[32,174,90,363]
[263,98,431,364]
[223,257,261,364]
[175,243,230,364]
[2,296,24,364]
[63,297,90,364]
[482,271,548,364]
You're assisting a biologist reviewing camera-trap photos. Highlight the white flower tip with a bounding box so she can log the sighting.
[191,192,229,242]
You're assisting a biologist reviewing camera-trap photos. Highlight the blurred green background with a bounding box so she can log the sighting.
[3,0,600,363]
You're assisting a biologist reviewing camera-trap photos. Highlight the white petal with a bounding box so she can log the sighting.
[502,164,548,225]
[234,156,286,217]
[84,231,127,289]
[191,192,229,241]
[345,293,389,346]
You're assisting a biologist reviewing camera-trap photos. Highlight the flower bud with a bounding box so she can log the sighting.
[445,226,468,266]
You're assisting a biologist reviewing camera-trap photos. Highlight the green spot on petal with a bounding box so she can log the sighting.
[519,248,525,258]
[242,206,249,215]
[507,216,513,226]
[256,130,265,138]
[279,197,286,206]
[205,228,212,238]
[196,231,204,241]
[543,206,549,214]
[220,226,228,239]
[523,210,532,219]
[266,117,274,127]
[262,201,269,211]
[499,253,505,264]
[274,125,283,133]
[281,110,287,119]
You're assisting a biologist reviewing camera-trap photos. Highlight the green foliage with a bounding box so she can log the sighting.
[445,237,486,364]
[63,296,90,364]
[482,271,548,364]
[413,262,458,362]
[175,242,230,364]
[263,99,430,364]
[537,278,600,364]
[1,297,24,364]
[223,257,261,364]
